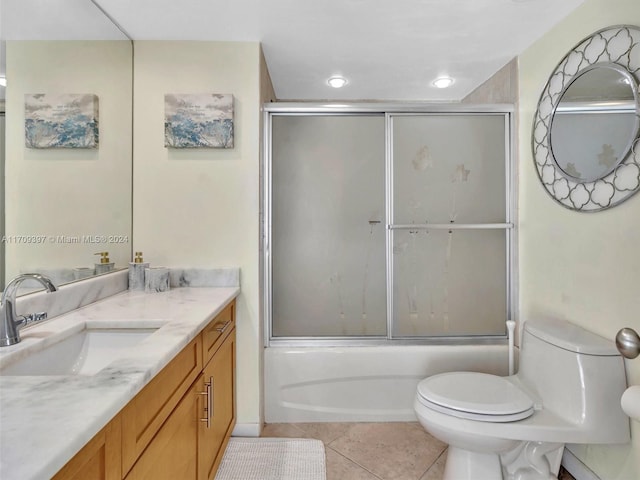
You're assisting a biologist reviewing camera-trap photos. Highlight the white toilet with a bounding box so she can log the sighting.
[414,318,630,480]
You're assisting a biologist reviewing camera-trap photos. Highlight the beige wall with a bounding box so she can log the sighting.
[518,1,640,478]
[132,41,263,430]
[5,41,132,280]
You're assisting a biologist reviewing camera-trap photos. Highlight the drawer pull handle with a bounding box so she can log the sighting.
[198,378,213,428]
[214,320,232,333]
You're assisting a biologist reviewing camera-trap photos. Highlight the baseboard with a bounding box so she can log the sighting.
[232,423,262,437]
[562,448,600,480]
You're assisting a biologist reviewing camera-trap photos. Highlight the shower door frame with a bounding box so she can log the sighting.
[263,103,516,347]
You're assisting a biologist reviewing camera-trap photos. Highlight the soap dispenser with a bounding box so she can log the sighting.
[128,251,149,291]
[94,251,114,274]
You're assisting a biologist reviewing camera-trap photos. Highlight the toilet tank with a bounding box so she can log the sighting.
[518,318,629,443]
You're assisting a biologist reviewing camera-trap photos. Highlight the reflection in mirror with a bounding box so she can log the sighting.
[0,110,5,291]
[2,0,133,294]
[550,64,640,182]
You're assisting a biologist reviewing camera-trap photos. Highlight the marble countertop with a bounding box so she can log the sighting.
[0,286,239,480]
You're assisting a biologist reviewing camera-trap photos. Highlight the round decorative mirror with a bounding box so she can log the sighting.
[532,25,640,212]
[550,64,639,182]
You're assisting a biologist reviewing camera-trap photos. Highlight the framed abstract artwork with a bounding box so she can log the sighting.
[164,93,234,148]
[25,93,99,148]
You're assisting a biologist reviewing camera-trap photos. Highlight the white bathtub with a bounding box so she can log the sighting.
[264,344,510,423]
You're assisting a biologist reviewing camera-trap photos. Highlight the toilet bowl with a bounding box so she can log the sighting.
[414,318,630,480]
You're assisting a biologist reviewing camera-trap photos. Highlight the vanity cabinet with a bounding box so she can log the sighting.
[198,327,236,480]
[53,299,236,480]
[124,382,199,479]
[52,418,122,480]
[121,335,203,474]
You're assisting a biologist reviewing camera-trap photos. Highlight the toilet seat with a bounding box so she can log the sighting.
[417,372,535,423]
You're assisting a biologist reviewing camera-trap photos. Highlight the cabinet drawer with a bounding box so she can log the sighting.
[121,336,202,475]
[202,300,235,365]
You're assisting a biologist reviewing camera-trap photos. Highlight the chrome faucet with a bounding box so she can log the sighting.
[0,273,58,347]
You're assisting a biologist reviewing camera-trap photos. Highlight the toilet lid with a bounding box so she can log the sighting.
[417,372,534,422]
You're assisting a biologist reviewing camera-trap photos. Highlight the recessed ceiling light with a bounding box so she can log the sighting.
[432,76,454,89]
[0,77,6,87]
[327,76,348,88]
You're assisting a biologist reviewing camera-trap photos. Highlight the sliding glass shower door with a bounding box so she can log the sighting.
[266,107,513,342]
[390,114,508,337]
[270,115,387,337]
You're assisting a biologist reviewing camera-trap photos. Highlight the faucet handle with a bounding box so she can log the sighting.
[21,312,48,327]
[1,273,57,347]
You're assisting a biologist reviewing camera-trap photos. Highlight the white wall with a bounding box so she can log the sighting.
[132,41,263,430]
[518,1,640,478]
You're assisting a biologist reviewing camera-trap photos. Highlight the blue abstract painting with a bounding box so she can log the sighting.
[164,94,234,148]
[25,94,99,148]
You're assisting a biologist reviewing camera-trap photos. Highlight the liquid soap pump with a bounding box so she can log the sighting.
[128,251,149,290]
[94,251,114,274]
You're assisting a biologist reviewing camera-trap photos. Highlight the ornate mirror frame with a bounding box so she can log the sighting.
[532,25,640,212]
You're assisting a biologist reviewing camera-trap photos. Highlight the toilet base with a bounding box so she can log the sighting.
[443,447,502,480]
[501,441,564,480]
[443,442,565,480]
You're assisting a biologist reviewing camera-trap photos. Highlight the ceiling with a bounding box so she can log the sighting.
[2,0,587,101]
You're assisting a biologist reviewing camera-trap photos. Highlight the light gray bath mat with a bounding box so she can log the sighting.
[215,438,326,480]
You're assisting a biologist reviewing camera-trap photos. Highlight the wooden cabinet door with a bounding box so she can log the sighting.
[52,417,121,480]
[121,337,202,475]
[125,382,199,480]
[198,329,236,480]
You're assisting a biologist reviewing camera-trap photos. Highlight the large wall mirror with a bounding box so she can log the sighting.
[2,0,133,292]
[532,25,640,212]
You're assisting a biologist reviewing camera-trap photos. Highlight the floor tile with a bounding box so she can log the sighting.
[295,422,355,445]
[261,422,306,438]
[419,449,447,480]
[326,447,382,480]
[261,422,573,480]
[329,422,446,480]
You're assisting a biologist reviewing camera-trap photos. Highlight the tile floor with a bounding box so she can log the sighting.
[262,422,445,480]
[261,422,576,480]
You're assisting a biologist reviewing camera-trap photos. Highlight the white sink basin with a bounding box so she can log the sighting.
[0,327,158,376]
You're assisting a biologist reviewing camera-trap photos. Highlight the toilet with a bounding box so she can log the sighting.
[414,318,630,480]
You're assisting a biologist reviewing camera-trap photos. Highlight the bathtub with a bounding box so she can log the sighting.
[264,344,510,423]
